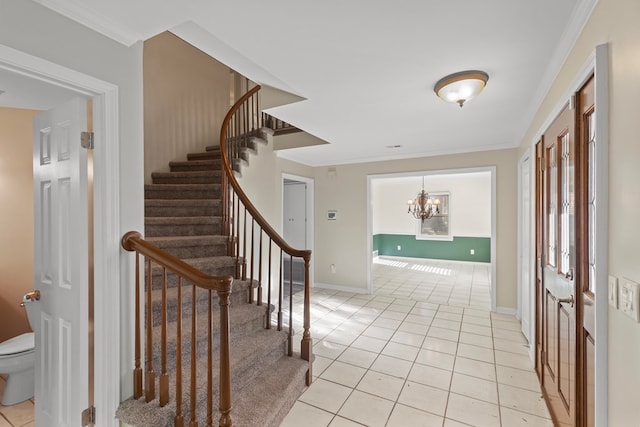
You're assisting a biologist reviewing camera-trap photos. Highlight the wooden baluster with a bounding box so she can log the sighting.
[217,280,233,427]
[207,289,213,427]
[301,254,313,386]
[242,206,247,282]
[189,284,197,427]
[235,197,241,278]
[228,192,235,257]
[145,258,155,402]
[257,229,263,306]
[175,277,184,427]
[133,252,142,399]
[288,254,293,356]
[249,218,255,304]
[266,239,272,329]
[277,249,283,331]
[160,267,169,406]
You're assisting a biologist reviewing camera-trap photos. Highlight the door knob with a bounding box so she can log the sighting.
[565,269,574,280]
[557,294,575,308]
[20,290,41,307]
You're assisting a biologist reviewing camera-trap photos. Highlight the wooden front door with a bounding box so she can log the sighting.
[540,103,577,426]
[537,75,595,426]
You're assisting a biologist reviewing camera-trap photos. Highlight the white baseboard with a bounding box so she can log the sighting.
[495,306,517,316]
[314,282,370,295]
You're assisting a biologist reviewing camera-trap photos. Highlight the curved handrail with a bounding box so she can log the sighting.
[219,84,313,385]
[219,85,310,262]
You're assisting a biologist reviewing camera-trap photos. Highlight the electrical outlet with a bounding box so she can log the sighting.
[397,245,401,251]
[619,278,640,321]
[470,249,475,255]
[608,275,618,308]
[330,264,336,274]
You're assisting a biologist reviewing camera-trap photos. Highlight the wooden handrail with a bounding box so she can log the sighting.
[121,231,234,427]
[219,87,310,260]
[219,85,313,385]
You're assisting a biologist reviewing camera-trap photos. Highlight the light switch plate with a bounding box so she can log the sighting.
[619,278,640,321]
[608,275,618,308]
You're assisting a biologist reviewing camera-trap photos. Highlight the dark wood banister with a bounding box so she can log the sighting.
[219,84,313,383]
[220,86,309,259]
[121,231,235,427]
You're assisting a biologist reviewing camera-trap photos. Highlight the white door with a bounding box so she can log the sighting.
[33,97,89,427]
[519,155,532,344]
[283,182,307,249]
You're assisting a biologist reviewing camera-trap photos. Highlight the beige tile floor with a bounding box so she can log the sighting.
[0,376,34,427]
[282,256,552,427]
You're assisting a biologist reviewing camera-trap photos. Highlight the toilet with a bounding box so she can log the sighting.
[0,292,39,406]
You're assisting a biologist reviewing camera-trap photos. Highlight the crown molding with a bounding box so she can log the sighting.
[33,0,142,46]
[518,0,598,144]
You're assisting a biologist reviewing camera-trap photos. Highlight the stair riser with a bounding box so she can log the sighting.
[156,243,227,259]
[169,160,220,172]
[145,203,220,217]
[149,284,251,327]
[151,173,221,185]
[145,188,220,200]
[145,222,222,237]
[148,266,237,289]
[187,152,221,161]
[151,311,269,372]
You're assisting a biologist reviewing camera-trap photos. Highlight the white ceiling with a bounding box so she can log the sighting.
[30,0,594,166]
[0,67,79,110]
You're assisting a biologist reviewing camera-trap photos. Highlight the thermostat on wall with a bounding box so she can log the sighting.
[327,210,337,220]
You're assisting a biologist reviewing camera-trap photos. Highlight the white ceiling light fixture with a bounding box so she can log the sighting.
[434,70,489,107]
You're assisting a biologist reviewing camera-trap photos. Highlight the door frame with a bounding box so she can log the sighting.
[517,149,535,361]
[530,43,609,425]
[281,173,315,285]
[0,44,121,426]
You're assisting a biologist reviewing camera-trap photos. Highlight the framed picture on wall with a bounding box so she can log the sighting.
[416,192,452,240]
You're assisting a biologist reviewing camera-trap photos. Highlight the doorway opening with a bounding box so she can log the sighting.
[0,44,121,426]
[282,173,314,294]
[367,167,496,311]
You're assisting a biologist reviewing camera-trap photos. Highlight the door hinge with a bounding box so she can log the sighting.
[81,406,96,426]
[81,131,95,150]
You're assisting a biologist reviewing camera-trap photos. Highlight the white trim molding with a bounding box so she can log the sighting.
[0,43,121,427]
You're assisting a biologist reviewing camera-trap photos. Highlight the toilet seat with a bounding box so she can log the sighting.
[0,332,34,357]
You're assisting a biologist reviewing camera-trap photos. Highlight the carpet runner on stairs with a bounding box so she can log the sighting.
[117,143,308,427]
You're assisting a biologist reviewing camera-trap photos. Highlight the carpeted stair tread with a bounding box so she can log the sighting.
[148,279,254,325]
[117,334,300,427]
[145,216,222,237]
[232,355,309,427]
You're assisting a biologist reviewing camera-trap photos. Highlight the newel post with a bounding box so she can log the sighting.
[217,277,234,427]
[300,252,313,386]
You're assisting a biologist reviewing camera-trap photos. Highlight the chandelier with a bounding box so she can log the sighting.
[407,177,441,221]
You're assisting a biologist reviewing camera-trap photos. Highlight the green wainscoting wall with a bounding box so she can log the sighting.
[373,234,490,263]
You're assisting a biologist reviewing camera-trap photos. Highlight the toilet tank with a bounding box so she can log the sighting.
[21,292,41,332]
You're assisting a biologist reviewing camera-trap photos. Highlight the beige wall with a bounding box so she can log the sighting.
[314,149,517,308]
[517,0,640,423]
[144,32,230,182]
[0,108,39,342]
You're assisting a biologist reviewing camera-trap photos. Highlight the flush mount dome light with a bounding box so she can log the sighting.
[434,70,489,107]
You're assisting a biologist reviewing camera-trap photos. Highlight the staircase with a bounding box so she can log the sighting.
[116,140,309,426]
